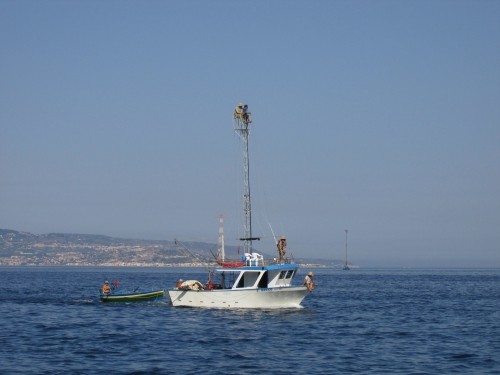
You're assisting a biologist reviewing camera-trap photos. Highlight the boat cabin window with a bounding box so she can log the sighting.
[235,271,261,288]
[279,271,287,279]
[257,271,268,288]
[285,270,294,279]
[236,274,245,288]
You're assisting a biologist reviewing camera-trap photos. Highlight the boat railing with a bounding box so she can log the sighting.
[217,255,293,268]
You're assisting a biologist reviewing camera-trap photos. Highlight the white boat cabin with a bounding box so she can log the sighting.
[215,264,299,290]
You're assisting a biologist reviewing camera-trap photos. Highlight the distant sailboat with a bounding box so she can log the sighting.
[343,229,350,270]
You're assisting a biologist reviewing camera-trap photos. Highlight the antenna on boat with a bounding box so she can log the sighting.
[268,222,277,245]
[217,213,226,262]
[233,112,253,254]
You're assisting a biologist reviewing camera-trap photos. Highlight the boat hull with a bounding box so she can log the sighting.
[99,290,165,302]
[168,286,309,308]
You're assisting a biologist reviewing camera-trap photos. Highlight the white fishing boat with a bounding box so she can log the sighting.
[167,107,311,308]
[168,261,309,308]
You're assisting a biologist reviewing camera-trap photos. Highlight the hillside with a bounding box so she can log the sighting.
[0,229,343,267]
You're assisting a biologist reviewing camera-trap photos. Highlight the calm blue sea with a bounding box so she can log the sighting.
[0,267,499,374]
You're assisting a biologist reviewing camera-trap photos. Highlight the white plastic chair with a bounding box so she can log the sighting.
[244,253,253,266]
[252,253,263,266]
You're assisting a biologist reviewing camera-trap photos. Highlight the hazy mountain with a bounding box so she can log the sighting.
[0,229,342,266]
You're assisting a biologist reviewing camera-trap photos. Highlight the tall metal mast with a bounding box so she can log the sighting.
[233,117,253,254]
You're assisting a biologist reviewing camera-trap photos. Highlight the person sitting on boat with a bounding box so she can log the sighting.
[302,272,317,293]
[102,280,111,294]
[233,103,245,124]
[277,236,287,263]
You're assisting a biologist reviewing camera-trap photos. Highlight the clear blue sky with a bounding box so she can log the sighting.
[1,1,499,267]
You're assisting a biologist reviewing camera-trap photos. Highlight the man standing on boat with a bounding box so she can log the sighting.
[277,236,287,263]
[303,272,317,293]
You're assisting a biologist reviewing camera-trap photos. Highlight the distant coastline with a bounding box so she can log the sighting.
[0,229,350,268]
[0,263,336,268]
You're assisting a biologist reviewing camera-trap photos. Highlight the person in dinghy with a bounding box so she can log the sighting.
[102,280,111,294]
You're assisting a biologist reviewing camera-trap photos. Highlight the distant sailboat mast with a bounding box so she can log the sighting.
[345,229,348,266]
[343,229,350,270]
